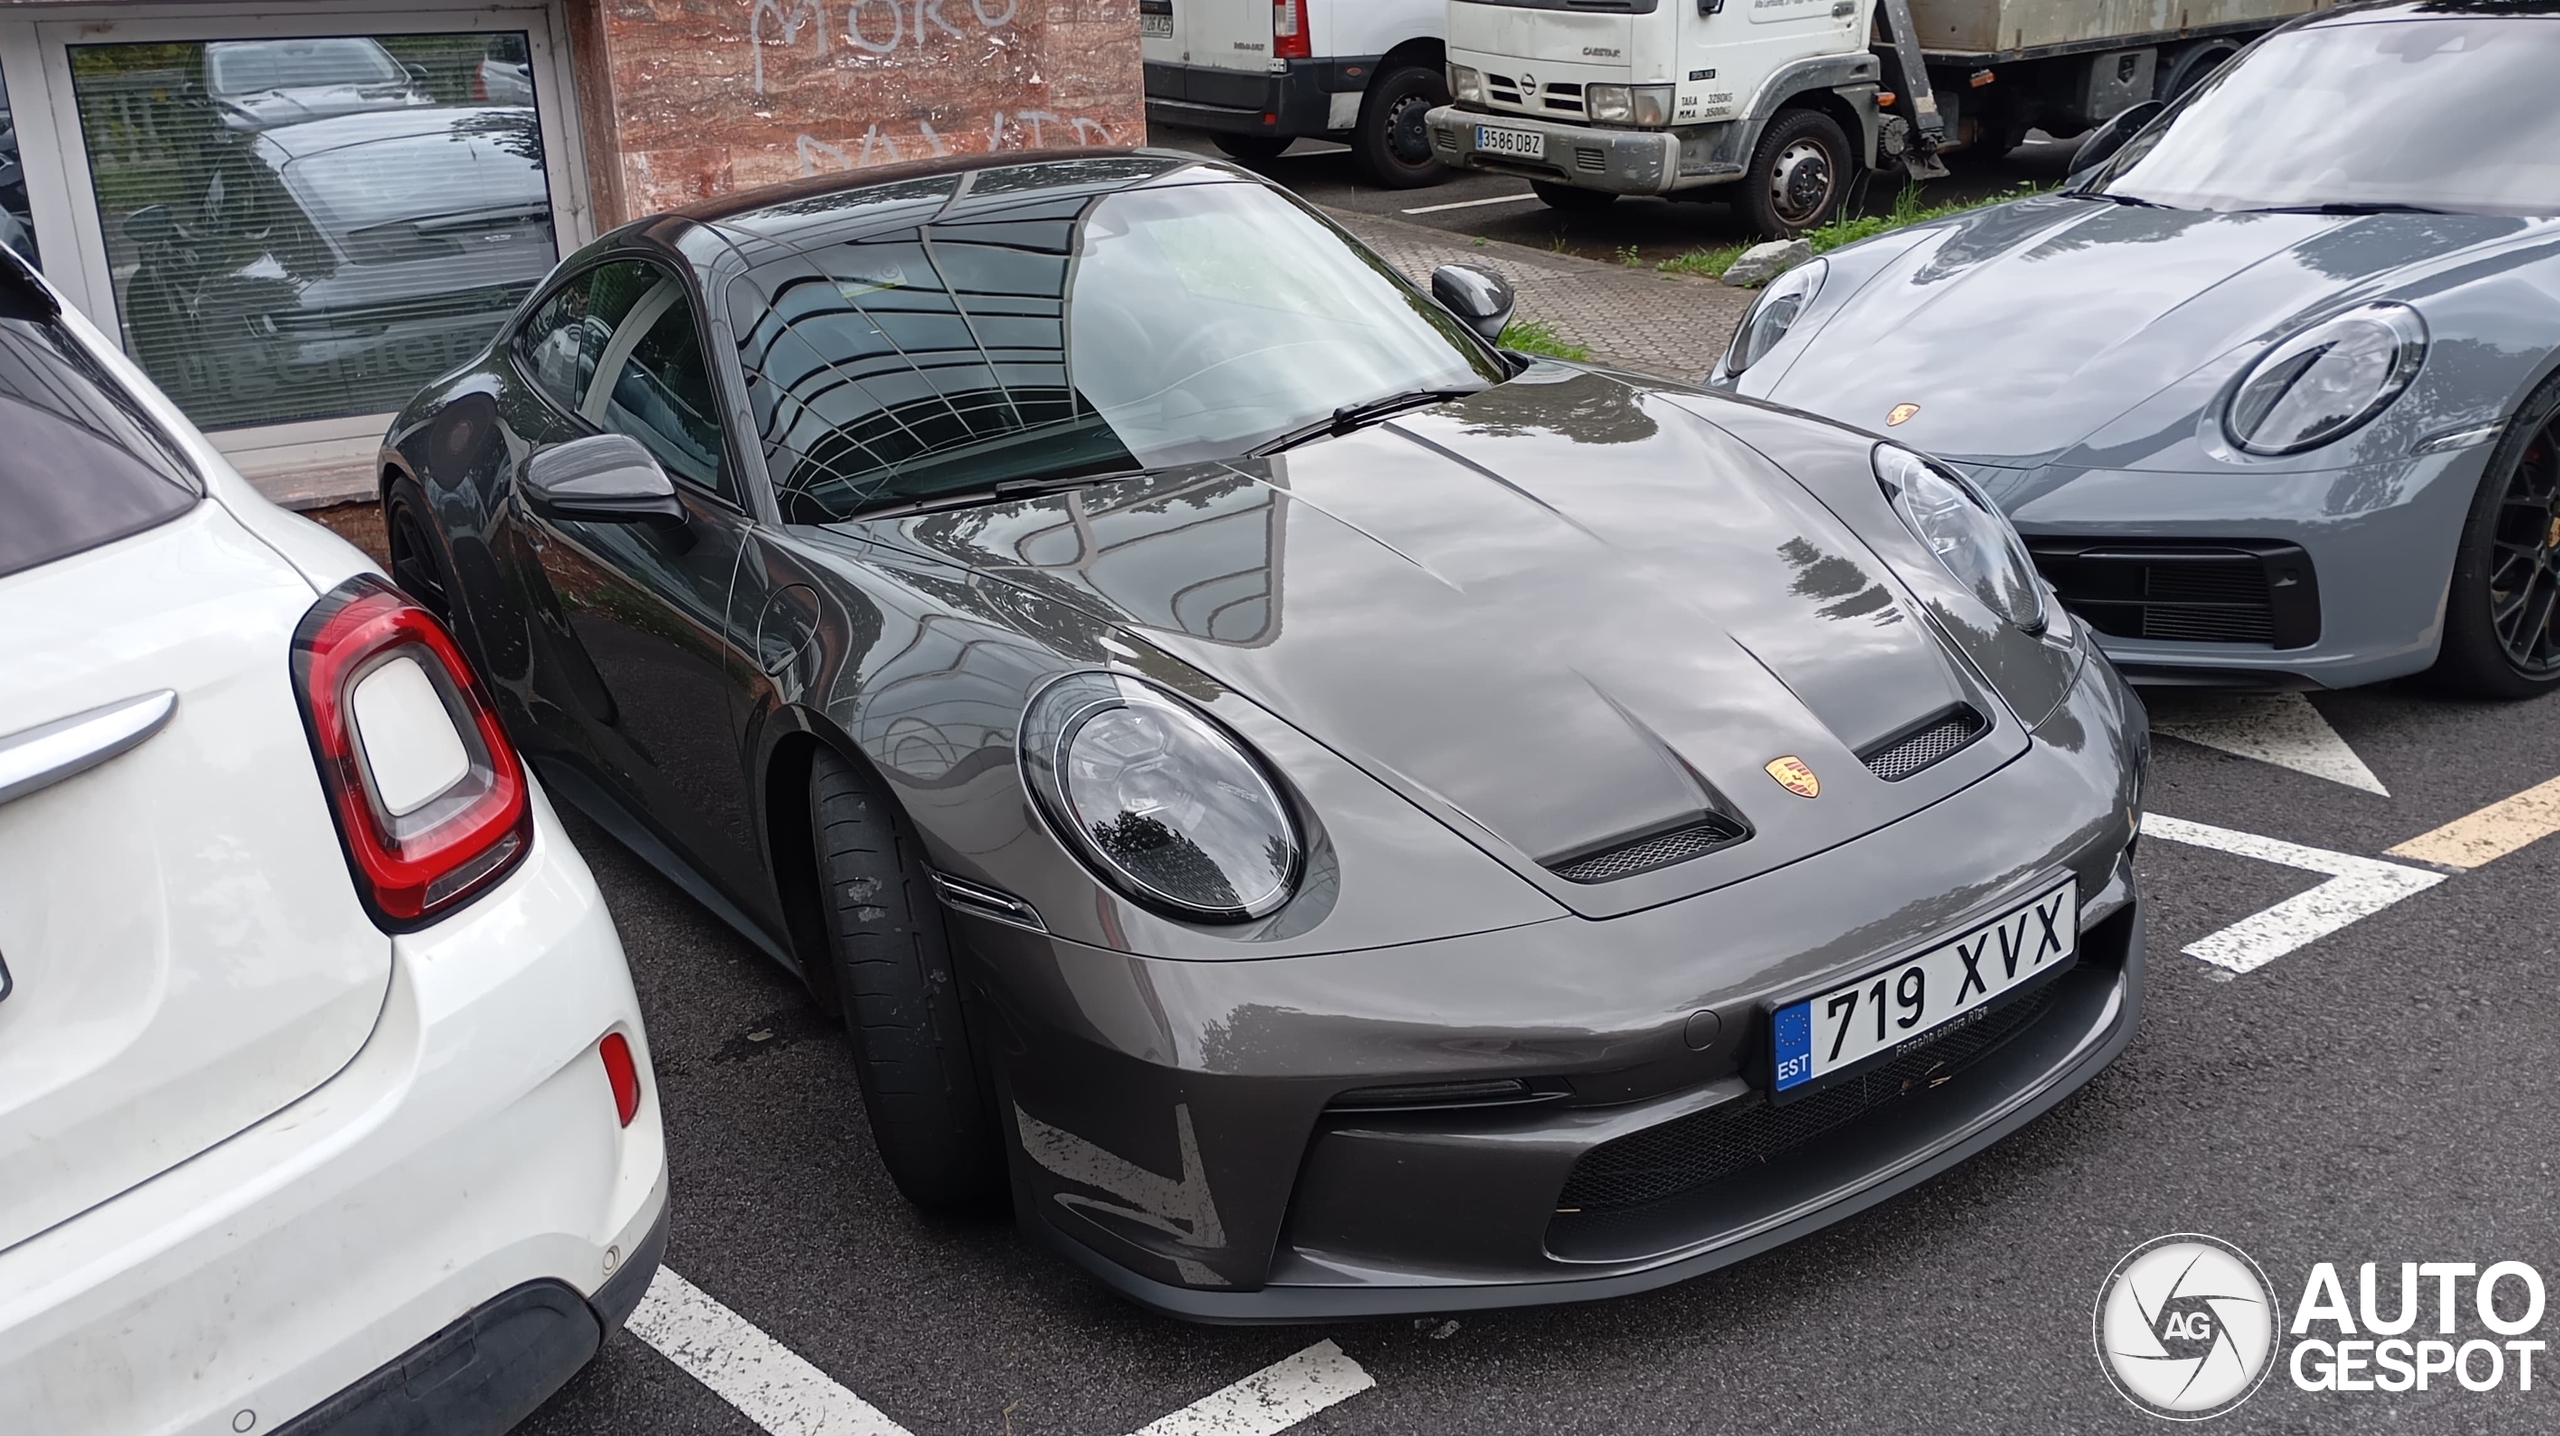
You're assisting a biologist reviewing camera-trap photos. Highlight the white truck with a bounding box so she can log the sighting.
[1141,0,1456,188]
[1425,0,2322,235]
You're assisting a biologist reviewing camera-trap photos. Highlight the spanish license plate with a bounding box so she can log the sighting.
[1140,12,1173,38]
[1769,880,2078,1103]
[1474,124,1545,159]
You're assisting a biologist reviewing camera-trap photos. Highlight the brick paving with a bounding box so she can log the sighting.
[1324,206,1754,382]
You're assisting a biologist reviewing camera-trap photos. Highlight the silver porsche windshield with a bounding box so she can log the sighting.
[2086,16,2560,216]
[733,175,1504,521]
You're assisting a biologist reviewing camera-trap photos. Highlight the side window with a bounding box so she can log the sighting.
[513,259,660,415]
[598,283,733,503]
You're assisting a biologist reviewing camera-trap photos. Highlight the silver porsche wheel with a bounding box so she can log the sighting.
[2488,404,2560,674]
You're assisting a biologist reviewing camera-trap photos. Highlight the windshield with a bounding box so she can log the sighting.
[2087,17,2560,216]
[735,176,1503,520]
[281,114,551,235]
[207,38,406,95]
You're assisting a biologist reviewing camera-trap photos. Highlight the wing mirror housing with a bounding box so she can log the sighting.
[522,434,685,525]
[1431,262,1516,344]
[2068,100,2164,178]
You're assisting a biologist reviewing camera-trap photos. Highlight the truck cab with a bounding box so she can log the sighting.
[1142,0,1455,187]
[1429,0,1886,236]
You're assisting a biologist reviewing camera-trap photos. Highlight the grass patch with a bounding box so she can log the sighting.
[1658,181,2048,285]
[1498,318,1593,362]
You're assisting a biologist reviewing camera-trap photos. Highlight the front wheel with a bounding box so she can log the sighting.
[809,747,1007,1209]
[1531,180,1616,213]
[2431,369,2560,699]
[1742,108,1853,239]
[1351,64,1450,189]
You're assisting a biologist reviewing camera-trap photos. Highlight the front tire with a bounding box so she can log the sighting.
[1742,108,1853,239]
[809,747,1006,1209]
[2431,369,2560,699]
[1211,132,1292,163]
[1350,64,1450,189]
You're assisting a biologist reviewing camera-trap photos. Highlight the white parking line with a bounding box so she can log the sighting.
[627,1269,1375,1436]
[2141,814,2445,973]
[626,1269,913,1436]
[1401,191,1541,214]
[2148,693,2387,795]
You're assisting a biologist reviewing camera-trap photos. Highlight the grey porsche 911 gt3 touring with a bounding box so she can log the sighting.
[380,150,2146,1319]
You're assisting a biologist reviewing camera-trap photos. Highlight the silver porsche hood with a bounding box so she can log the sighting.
[1745,196,2542,468]
[861,369,2054,919]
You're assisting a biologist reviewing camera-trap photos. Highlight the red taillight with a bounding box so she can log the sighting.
[599,1032,642,1126]
[1273,0,1310,59]
[291,575,530,931]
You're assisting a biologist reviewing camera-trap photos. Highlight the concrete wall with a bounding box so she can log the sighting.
[578,0,1145,221]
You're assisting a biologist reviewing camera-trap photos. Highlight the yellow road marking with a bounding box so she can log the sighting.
[2386,774,2560,869]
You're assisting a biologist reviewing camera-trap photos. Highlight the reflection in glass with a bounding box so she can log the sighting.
[0,66,36,268]
[69,33,556,430]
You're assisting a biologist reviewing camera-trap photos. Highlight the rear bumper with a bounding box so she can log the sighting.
[1424,104,1687,195]
[1144,58,1340,136]
[0,784,668,1436]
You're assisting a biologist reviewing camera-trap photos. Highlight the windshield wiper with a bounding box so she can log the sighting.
[1250,387,1483,458]
[2069,189,2168,208]
[2246,201,2453,216]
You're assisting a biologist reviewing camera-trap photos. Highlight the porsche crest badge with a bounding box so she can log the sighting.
[1886,402,1922,427]
[1766,756,1820,798]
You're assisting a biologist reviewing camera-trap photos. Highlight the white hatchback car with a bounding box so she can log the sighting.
[0,255,666,1433]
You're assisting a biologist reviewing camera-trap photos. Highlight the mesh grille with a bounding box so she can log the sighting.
[1574,147,1607,173]
[1862,707,1986,782]
[1554,985,2061,1214]
[1547,817,1746,884]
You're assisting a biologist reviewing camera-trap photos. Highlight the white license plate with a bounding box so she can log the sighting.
[1770,880,2079,1101]
[1140,13,1173,37]
[1474,124,1545,159]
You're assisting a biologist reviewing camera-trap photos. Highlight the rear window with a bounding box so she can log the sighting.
[0,311,201,582]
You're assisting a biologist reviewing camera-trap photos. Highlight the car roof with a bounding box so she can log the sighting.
[2297,0,2560,26]
[254,104,532,159]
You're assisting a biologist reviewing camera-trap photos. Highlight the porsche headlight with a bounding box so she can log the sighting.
[1874,443,2047,634]
[2225,302,2427,456]
[1020,672,1301,922]
[1450,64,1484,105]
[1721,256,1826,377]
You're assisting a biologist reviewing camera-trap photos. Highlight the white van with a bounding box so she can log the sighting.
[1140,0,1450,187]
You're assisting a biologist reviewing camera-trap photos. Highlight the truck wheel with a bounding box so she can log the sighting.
[1743,109,1852,239]
[2430,369,2560,699]
[1212,133,1292,163]
[809,746,1007,1210]
[1351,64,1450,189]
[1532,180,1616,213]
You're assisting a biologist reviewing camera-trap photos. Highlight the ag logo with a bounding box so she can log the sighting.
[2095,1234,2279,1420]
[1765,755,1819,798]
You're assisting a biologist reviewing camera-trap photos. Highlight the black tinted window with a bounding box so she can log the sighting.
[0,315,200,580]
[601,290,731,500]
[515,259,662,413]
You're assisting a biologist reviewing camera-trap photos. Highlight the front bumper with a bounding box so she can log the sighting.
[1425,104,1689,195]
[0,784,668,1436]
[1984,445,2496,690]
[1145,58,1351,137]
[961,650,2145,1320]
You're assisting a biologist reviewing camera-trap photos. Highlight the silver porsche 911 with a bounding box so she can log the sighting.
[1716,0,2560,696]
[382,150,2144,1319]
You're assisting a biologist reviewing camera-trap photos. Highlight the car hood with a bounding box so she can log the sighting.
[1755,196,2530,466]
[856,370,2029,917]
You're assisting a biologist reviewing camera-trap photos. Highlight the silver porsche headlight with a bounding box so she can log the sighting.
[1020,672,1302,922]
[2225,301,2428,456]
[1721,257,1826,378]
[1874,443,2047,634]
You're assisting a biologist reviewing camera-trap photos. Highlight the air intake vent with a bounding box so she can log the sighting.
[2025,538,2319,650]
[1547,815,1746,884]
[1574,147,1607,173]
[1861,705,1986,782]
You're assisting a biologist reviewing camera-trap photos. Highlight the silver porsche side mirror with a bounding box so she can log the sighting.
[522,433,684,525]
[1431,263,1515,344]
[2068,100,2164,178]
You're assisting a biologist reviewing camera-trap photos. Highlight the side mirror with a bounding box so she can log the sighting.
[2068,100,2165,178]
[522,433,684,525]
[122,204,176,248]
[403,61,432,89]
[1431,262,1516,344]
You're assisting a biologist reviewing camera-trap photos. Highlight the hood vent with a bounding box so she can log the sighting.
[1861,705,1987,783]
[1547,815,1748,884]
